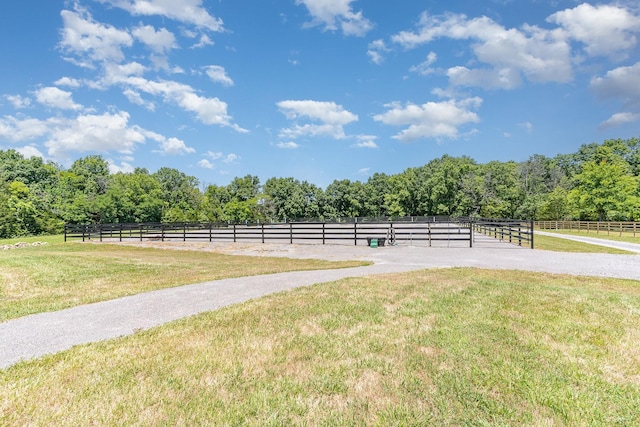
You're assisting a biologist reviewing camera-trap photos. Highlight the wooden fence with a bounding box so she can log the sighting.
[535,221,640,237]
[64,218,534,249]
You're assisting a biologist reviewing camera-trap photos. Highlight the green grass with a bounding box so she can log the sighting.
[1,268,639,425]
[539,229,640,245]
[0,237,367,321]
[533,234,635,254]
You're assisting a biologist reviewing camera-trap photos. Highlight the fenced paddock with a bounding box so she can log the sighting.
[65,218,534,249]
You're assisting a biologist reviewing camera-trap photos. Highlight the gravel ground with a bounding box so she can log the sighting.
[2,234,640,369]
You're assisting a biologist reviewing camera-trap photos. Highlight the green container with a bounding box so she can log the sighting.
[370,238,378,248]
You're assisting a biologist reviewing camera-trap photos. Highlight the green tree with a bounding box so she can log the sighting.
[568,147,638,220]
[203,184,231,222]
[153,167,203,221]
[478,161,524,218]
[98,171,164,223]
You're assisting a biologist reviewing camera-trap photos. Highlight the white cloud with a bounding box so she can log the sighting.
[191,34,214,49]
[599,112,640,129]
[4,95,31,109]
[590,61,640,128]
[132,25,177,53]
[367,39,389,64]
[409,51,437,76]
[277,100,358,140]
[295,0,373,36]
[548,3,640,59]
[391,12,573,89]
[276,141,300,149]
[98,0,224,32]
[447,66,522,90]
[198,151,237,168]
[198,159,214,169]
[154,136,196,155]
[278,100,358,125]
[123,89,155,110]
[591,62,640,105]
[45,111,147,158]
[34,87,82,110]
[0,116,50,142]
[373,97,482,142]
[105,73,247,131]
[351,135,378,148]
[204,65,234,86]
[59,8,133,65]
[108,159,135,174]
[54,77,82,88]
[223,153,238,163]
[15,145,45,159]
[357,167,370,176]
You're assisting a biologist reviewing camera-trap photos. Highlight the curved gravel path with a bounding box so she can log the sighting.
[2,235,640,369]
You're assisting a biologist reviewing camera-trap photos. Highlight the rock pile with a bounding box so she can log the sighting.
[0,242,48,250]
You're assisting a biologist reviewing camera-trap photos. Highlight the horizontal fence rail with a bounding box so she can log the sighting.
[472,218,534,249]
[536,221,640,237]
[65,218,534,249]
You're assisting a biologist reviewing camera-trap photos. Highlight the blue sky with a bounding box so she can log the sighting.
[1,0,639,188]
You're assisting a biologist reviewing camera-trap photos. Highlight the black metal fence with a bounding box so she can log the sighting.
[64,217,534,249]
[473,218,534,249]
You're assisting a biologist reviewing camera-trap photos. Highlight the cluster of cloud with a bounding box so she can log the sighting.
[1,0,639,178]
[371,3,640,129]
[275,100,381,149]
[0,0,244,171]
[295,0,373,36]
[0,110,195,161]
[197,151,239,170]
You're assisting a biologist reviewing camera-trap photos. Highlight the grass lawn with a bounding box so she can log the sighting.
[533,234,635,254]
[0,236,367,321]
[1,268,639,425]
[537,228,640,245]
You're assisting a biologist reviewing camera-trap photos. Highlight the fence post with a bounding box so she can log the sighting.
[322,223,325,245]
[469,220,473,248]
[261,223,265,244]
[100,224,103,242]
[354,222,357,246]
[233,224,237,243]
[140,223,143,241]
[290,223,293,244]
[64,225,67,242]
[530,220,534,249]
[209,223,212,243]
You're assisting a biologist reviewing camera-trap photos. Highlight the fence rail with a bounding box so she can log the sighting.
[473,219,534,249]
[64,218,534,249]
[535,221,640,237]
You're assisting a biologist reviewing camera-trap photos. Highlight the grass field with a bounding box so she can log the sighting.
[0,236,366,321]
[538,228,640,245]
[1,268,639,425]
[532,233,634,254]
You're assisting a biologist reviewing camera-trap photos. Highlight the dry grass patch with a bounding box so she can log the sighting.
[2,268,639,425]
[0,239,367,321]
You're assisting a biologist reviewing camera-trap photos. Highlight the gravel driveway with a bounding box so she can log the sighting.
[2,234,640,369]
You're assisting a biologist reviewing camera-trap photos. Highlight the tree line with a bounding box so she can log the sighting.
[1,137,639,238]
